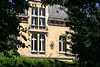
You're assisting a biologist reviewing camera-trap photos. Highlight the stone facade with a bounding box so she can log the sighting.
[18,1,73,61]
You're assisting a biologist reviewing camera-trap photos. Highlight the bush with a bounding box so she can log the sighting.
[0,52,77,67]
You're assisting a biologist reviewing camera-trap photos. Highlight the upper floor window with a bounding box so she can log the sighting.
[39,18,45,26]
[39,35,45,52]
[32,8,38,15]
[31,34,38,51]
[59,36,66,53]
[39,8,45,16]
[32,17,38,25]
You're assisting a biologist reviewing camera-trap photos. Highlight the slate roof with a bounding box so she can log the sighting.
[48,5,68,21]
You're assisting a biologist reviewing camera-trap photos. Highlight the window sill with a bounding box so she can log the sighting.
[31,50,38,53]
[39,51,45,53]
[31,25,38,27]
[31,50,45,53]
[32,15,38,17]
[39,16,45,18]
[39,25,46,27]
[59,51,67,54]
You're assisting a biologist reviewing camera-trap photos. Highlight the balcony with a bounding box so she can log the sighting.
[29,25,48,34]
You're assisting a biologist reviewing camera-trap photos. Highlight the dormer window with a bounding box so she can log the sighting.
[32,8,38,15]
[39,8,45,16]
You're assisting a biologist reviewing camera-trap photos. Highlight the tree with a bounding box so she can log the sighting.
[0,0,28,56]
[42,0,100,66]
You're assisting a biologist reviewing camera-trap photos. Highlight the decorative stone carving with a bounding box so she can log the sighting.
[50,41,54,49]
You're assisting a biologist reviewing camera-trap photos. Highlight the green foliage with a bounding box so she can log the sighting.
[0,52,77,67]
[0,0,29,56]
[42,0,100,66]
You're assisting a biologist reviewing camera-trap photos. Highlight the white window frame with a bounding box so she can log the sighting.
[59,36,66,53]
[39,18,45,26]
[40,8,45,16]
[31,34,37,52]
[32,17,35,25]
[32,8,37,15]
[32,17,37,25]
[39,35,45,52]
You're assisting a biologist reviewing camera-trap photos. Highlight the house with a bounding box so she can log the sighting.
[18,0,73,61]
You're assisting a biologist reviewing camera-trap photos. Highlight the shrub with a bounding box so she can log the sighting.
[0,52,77,67]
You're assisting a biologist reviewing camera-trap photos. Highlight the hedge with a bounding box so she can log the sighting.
[0,52,78,67]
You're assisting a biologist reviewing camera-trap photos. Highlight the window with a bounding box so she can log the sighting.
[39,18,45,26]
[32,17,38,25]
[39,35,45,52]
[31,34,38,51]
[59,36,66,53]
[39,8,45,16]
[32,8,38,15]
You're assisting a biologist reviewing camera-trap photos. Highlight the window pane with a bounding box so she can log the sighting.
[39,35,41,51]
[35,39,37,51]
[63,37,66,52]
[31,34,37,51]
[59,42,61,51]
[59,36,66,52]
[39,18,45,26]
[42,37,45,51]
[39,35,45,51]
[31,40,33,50]
[32,8,37,15]
[63,42,66,51]
[32,17,38,25]
[32,17,35,25]
[39,8,45,16]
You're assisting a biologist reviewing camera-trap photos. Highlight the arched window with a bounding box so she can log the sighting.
[59,36,66,53]
[31,34,38,51]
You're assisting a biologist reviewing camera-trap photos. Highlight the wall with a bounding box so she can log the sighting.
[18,1,73,61]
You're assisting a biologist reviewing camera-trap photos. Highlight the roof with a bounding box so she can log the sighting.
[48,5,68,21]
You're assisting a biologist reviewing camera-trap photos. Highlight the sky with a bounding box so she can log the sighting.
[9,0,12,3]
